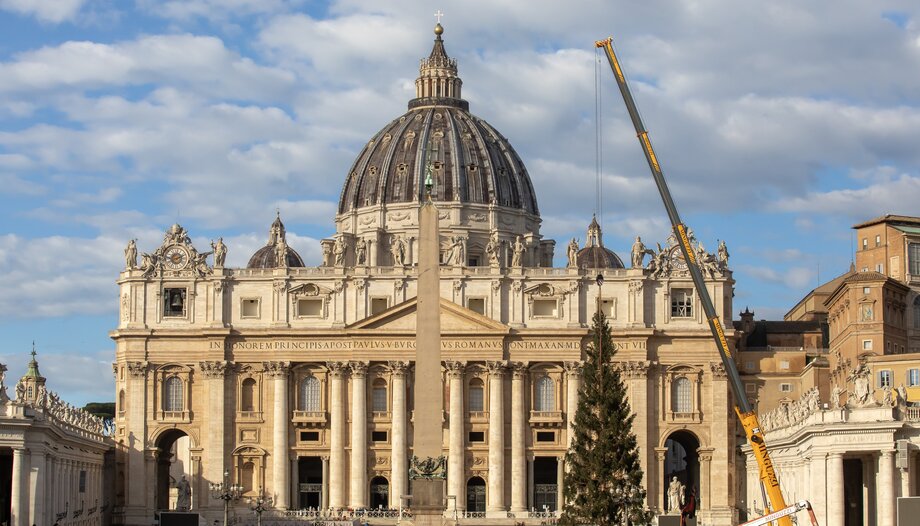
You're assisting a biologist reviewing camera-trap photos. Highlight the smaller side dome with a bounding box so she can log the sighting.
[247,213,305,269]
[576,216,625,269]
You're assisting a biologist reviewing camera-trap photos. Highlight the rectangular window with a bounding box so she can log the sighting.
[532,299,558,317]
[862,238,868,250]
[536,431,555,443]
[876,263,884,273]
[863,340,873,351]
[370,297,389,315]
[241,298,260,318]
[876,235,881,247]
[372,431,388,442]
[779,360,790,370]
[744,361,755,371]
[468,256,480,267]
[372,387,387,412]
[909,244,920,276]
[878,370,893,389]
[671,288,693,318]
[908,369,920,387]
[79,470,86,493]
[300,431,319,442]
[163,288,187,317]
[745,383,757,394]
[863,287,871,295]
[599,299,615,318]
[779,383,793,393]
[468,431,485,442]
[467,297,486,315]
[297,299,323,317]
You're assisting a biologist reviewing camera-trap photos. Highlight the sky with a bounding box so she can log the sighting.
[0,0,918,406]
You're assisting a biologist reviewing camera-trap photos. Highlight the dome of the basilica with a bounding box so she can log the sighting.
[337,25,539,216]
[575,216,625,269]
[247,214,305,269]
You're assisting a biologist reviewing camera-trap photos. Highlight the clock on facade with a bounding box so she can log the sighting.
[164,245,189,270]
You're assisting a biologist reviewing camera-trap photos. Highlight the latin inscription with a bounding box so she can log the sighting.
[212,339,503,352]
[612,340,647,351]
[509,341,581,351]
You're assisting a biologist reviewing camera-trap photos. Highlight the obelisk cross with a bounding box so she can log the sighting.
[434,10,444,24]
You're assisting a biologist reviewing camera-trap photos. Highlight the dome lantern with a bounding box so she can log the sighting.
[410,23,467,111]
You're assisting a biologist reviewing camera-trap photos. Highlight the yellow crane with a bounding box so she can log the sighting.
[595,36,811,526]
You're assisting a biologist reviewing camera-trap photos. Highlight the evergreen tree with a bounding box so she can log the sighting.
[560,310,652,526]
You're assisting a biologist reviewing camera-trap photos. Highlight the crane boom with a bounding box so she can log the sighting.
[595,37,792,526]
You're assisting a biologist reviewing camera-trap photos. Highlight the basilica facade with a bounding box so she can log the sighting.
[111,24,739,526]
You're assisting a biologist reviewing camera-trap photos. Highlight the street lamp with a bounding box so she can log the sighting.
[248,487,273,526]
[208,469,243,526]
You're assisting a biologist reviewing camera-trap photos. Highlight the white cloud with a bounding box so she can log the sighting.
[777,172,920,219]
[0,350,113,406]
[0,0,84,23]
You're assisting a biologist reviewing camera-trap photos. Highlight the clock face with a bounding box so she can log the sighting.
[164,246,189,270]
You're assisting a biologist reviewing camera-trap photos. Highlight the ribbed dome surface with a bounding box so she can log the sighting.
[247,245,305,269]
[338,108,539,214]
[576,246,625,269]
[337,24,539,216]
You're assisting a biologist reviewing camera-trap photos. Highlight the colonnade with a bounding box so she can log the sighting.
[10,446,106,526]
[264,359,582,516]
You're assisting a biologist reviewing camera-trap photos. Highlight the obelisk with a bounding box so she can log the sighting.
[411,175,446,526]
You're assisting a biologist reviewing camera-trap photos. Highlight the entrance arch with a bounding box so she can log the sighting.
[663,430,700,513]
[155,429,192,511]
[370,476,389,509]
[466,476,486,512]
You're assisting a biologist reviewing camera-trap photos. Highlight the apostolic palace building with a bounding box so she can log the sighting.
[109,23,740,526]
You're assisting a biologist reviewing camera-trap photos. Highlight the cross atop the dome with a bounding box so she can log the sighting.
[434,10,444,24]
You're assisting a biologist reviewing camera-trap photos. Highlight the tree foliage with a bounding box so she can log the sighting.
[560,311,652,526]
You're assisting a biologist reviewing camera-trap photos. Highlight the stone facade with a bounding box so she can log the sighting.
[111,24,740,526]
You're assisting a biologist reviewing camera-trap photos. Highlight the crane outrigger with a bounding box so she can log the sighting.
[595,36,815,526]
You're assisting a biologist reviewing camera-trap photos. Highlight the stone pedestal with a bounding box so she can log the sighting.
[412,479,446,526]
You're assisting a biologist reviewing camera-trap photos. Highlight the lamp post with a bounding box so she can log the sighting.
[208,469,243,526]
[596,273,604,394]
[248,487,273,526]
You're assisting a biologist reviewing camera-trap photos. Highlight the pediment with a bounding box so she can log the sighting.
[347,297,509,334]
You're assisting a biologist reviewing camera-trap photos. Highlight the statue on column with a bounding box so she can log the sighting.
[333,238,346,266]
[630,236,652,268]
[667,476,683,513]
[390,235,407,267]
[355,239,367,266]
[124,239,137,269]
[443,235,463,266]
[717,239,730,268]
[511,236,524,267]
[211,237,227,267]
[486,230,501,267]
[275,238,289,268]
[566,238,579,268]
[175,475,191,511]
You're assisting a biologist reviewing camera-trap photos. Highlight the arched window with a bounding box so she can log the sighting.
[163,376,183,412]
[241,461,255,494]
[467,477,486,512]
[240,378,256,412]
[671,377,692,413]
[372,379,388,412]
[535,376,555,411]
[299,376,320,412]
[913,296,920,329]
[468,378,484,412]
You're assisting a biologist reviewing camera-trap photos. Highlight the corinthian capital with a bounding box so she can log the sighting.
[509,361,529,379]
[326,361,349,377]
[199,360,232,378]
[486,360,507,376]
[444,360,466,378]
[350,361,368,378]
[389,361,409,376]
[261,361,290,378]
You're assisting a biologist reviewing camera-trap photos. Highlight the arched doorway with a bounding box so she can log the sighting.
[466,476,486,512]
[664,431,700,513]
[155,429,191,511]
[369,476,389,509]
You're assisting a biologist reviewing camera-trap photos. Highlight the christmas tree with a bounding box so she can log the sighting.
[560,310,652,526]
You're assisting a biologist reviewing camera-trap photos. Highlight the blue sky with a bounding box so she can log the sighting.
[0,0,918,405]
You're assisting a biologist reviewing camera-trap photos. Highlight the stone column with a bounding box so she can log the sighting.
[827,453,844,526]
[901,462,912,499]
[322,456,330,510]
[350,361,368,508]
[31,450,45,525]
[390,361,409,508]
[510,362,527,513]
[556,456,565,513]
[697,448,714,511]
[201,360,229,508]
[655,448,668,514]
[564,362,582,448]
[11,448,25,526]
[125,361,148,518]
[327,361,348,509]
[879,450,895,526]
[265,361,291,509]
[445,361,466,511]
[487,361,506,514]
